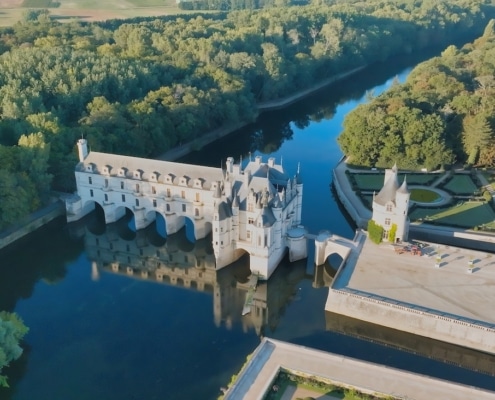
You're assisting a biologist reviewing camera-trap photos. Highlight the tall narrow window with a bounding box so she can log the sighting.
[104,194,108,202]
[195,208,199,217]
[90,189,94,197]
[153,199,157,207]
[166,204,170,212]
[136,199,140,207]
[135,184,139,192]
[181,190,185,199]
[152,186,156,194]
[122,194,126,202]
[105,179,108,188]
[195,193,200,202]
[121,181,124,189]
[182,204,186,212]
[88,177,92,184]
[166,188,171,197]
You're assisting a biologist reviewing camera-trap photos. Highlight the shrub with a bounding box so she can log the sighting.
[388,223,397,242]
[367,219,383,244]
[483,191,492,202]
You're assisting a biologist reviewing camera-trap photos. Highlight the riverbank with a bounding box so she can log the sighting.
[158,66,365,162]
[0,200,65,251]
[0,65,366,251]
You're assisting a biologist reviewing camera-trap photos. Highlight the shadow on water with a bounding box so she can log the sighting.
[0,218,83,398]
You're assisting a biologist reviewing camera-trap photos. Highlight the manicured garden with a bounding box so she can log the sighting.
[441,174,479,195]
[409,201,495,230]
[347,170,495,232]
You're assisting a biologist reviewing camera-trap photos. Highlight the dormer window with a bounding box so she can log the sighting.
[386,204,393,212]
[165,174,175,184]
[133,169,143,180]
[179,176,189,186]
[102,165,112,175]
[118,168,127,177]
[86,163,94,172]
[150,171,159,182]
[193,178,204,188]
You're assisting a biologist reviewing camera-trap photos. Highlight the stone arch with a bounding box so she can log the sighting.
[324,252,344,277]
[314,232,352,267]
[145,210,167,239]
[83,200,106,235]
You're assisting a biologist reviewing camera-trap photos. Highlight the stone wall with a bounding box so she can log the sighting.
[325,288,495,355]
[0,201,65,251]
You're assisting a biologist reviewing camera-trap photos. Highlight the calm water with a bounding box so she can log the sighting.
[2,49,495,400]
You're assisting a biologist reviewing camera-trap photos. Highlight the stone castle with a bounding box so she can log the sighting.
[66,139,307,279]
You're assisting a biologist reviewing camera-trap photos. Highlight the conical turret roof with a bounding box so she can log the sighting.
[374,169,399,206]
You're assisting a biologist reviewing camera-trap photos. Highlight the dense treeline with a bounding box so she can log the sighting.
[338,18,495,171]
[0,0,491,229]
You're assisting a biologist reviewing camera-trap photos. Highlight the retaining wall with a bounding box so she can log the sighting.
[325,288,495,355]
[0,201,65,251]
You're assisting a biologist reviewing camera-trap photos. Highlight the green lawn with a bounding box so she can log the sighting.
[482,171,495,185]
[442,174,479,195]
[351,174,384,191]
[410,201,495,229]
[350,172,443,192]
[410,188,440,202]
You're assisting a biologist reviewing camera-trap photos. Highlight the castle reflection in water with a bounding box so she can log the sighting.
[69,215,310,337]
[69,215,495,377]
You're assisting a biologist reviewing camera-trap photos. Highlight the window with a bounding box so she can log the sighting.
[153,199,157,207]
[195,193,200,202]
[88,176,92,184]
[122,194,126,202]
[182,204,186,212]
[264,235,268,247]
[166,204,170,212]
[104,194,108,202]
[248,218,254,225]
[195,208,199,217]
[135,184,139,192]
[386,204,393,212]
[90,189,94,197]
[247,231,251,240]
[136,199,140,207]
[121,181,124,189]
[181,190,185,199]
[382,230,388,239]
[152,186,156,195]
[166,188,171,197]
[105,179,108,188]
[385,218,391,226]
[248,203,253,212]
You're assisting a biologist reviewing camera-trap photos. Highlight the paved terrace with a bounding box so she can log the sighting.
[224,338,495,400]
[334,239,495,325]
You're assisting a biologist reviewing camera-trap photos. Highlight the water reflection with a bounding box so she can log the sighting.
[79,220,311,337]
[325,311,495,377]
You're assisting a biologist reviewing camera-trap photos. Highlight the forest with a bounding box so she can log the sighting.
[339,18,495,171]
[0,0,491,229]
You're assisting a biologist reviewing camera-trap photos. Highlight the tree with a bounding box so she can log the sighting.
[462,114,493,165]
[0,312,28,388]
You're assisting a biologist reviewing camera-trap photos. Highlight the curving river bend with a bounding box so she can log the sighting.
[1,46,495,400]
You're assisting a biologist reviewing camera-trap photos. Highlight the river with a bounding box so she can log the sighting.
[1,47,495,400]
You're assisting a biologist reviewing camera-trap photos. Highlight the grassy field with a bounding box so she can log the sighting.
[441,174,479,195]
[409,201,495,229]
[0,0,181,26]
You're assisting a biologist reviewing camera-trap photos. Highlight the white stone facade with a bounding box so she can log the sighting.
[66,139,306,279]
[371,164,410,242]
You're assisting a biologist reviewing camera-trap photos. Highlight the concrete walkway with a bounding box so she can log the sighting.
[224,338,495,400]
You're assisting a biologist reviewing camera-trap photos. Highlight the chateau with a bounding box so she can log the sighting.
[66,139,307,279]
[371,163,410,242]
